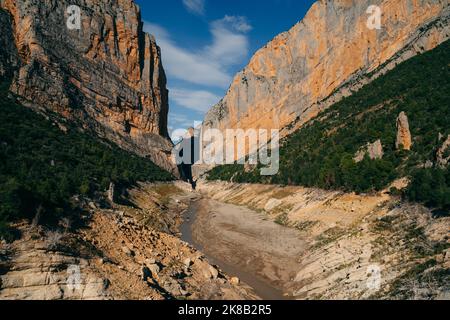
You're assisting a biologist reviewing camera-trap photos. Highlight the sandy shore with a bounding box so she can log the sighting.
[181,198,307,299]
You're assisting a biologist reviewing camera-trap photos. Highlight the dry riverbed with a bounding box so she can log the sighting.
[181,198,307,299]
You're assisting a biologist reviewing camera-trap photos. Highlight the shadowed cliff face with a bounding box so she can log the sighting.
[0,0,175,173]
[203,0,449,137]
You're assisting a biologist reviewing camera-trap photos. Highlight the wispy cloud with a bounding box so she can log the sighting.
[144,16,251,89]
[171,89,220,112]
[144,21,231,88]
[170,113,196,127]
[182,0,205,15]
[144,14,251,117]
[206,16,252,67]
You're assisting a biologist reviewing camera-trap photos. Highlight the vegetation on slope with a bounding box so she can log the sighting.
[0,83,173,240]
[207,40,450,212]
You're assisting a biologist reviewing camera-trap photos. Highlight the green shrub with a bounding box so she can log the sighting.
[0,86,173,239]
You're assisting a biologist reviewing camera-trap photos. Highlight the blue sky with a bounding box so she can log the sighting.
[135,0,315,140]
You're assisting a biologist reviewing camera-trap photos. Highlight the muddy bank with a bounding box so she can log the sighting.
[181,198,307,299]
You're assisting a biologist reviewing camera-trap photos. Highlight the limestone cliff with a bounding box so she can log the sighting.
[0,0,174,173]
[396,111,412,150]
[203,0,449,138]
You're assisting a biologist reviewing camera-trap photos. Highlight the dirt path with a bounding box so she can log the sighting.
[180,198,307,299]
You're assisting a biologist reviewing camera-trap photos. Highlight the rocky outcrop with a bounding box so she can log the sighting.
[437,134,450,167]
[354,139,384,163]
[203,1,449,141]
[0,8,19,80]
[0,239,111,300]
[0,0,175,173]
[396,112,413,150]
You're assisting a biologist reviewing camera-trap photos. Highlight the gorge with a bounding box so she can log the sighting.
[0,0,449,301]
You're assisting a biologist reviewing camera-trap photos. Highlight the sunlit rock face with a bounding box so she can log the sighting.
[396,112,412,151]
[0,0,175,173]
[203,0,449,138]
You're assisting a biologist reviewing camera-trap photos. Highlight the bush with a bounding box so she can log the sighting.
[0,86,173,240]
[406,168,450,212]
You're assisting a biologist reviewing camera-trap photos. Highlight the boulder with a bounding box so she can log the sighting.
[121,246,134,257]
[108,182,115,203]
[396,112,412,150]
[354,139,384,163]
[147,264,160,277]
[208,266,219,280]
[265,198,282,212]
[183,258,193,268]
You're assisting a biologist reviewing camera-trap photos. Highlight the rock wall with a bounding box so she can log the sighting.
[0,0,175,173]
[203,0,450,139]
[0,8,19,80]
[396,111,413,150]
[354,139,384,163]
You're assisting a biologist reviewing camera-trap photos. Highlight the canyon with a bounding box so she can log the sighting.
[1,0,449,301]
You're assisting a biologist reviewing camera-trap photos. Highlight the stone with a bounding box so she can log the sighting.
[201,1,447,157]
[108,182,115,203]
[0,0,176,174]
[230,277,240,285]
[244,163,257,173]
[162,278,184,297]
[208,266,219,280]
[354,140,384,163]
[183,258,193,268]
[265,198,282,212]
[396,112,412,151]
[121,246,134,257]
[424,160,434,169]
[147,264,160,277]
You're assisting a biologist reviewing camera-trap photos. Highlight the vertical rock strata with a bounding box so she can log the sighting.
[203,0,449,138]
[0,0,174,173]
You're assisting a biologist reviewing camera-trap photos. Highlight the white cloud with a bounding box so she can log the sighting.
[144,16,251,89]
[206,16,251,67]
[182,0,205,15]
[169,113,203,141]
[170,113,193,127]
[144,22,232,88]
[171,89,220,112]
[217,15,253,33]
[143,16,252,114]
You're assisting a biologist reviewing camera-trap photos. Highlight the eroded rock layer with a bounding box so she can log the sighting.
[0,0,174,173]
[204,0,449,137]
